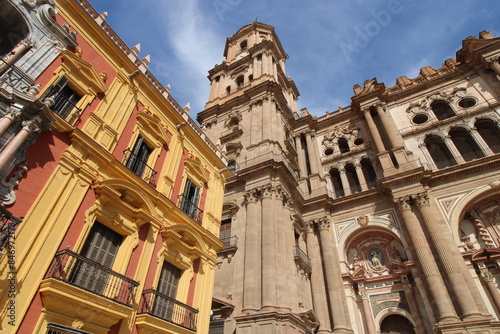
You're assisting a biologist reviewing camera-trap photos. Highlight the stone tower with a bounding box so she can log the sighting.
[199,24,500,334]
[198,22,318,333]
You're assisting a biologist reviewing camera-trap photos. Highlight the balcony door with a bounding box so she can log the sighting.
[153,261,181,321]
[127,136,152,177]
[180,179,201,219]
[71,222,122,295]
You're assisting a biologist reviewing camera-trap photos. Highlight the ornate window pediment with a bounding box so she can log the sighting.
[60,50,107,95]
[136,107,171,147]
[184,155,209,185]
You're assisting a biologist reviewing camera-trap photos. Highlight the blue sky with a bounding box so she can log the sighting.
[89,0,498,118]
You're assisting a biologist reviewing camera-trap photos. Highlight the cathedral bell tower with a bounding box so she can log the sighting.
[198,23,317,334]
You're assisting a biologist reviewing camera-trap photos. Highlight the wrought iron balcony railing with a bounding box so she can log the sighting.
[0,58,34,93]
[41,85,82,123]
[0,206,22,254]
[122,148,158,187]
[44,249,139,306]
[139,289,198,331]
[178,195,203,224]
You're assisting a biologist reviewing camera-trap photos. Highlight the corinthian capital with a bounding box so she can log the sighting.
[394,196,411,212]
[316,217,330,231]
[414,192,430,208]
[243,188,260,204]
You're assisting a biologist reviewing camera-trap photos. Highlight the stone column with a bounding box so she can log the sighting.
[295,135,307,178]
[363,108,385,153]
[358,286,376,334]
[394,197,458,323]
[0,39,33,70]
[262,98,272,142]
[402,283,426,334]
[444,135,465,164]
[253,55,260,78]
[242,189,262,312]
[374,104,402,148]
[479,269,500,314]
[0,108,22,137]
[354,162,368,191]
[0,119,40,172]
[470,128,493,156]
[489,58,500,80]
[317,217,351,333]
[305,221,331,333]
[339,168,351,196]
[414,192,483,320]
[261,184,277,310]
[278,192,293,311]
[250,101,261,146]
[305,131,319,175]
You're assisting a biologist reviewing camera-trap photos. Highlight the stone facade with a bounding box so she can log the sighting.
[198,24,500,333]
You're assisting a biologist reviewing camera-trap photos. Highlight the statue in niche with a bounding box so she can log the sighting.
[369,248,384,269]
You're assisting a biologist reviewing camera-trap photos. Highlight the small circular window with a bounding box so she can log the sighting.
[353,138,364,145]
[458,98,476,109]
[324,148,334,156]
[412,114,429,125]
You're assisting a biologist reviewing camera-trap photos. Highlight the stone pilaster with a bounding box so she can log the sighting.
[305,220,331,333]
[261,184,277,310]
[358,285,376,334]
[316,217,352,333]
[242,188,262,312]
[402,282,426,334]
[295,135,307,178]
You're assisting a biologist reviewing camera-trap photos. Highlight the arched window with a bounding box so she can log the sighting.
[0,4,29,57]
[345,163,361,193]
[424,134,457,169]
[449,127,484,161]
[380,314,415,334]
[475,119,500,153]
[338,138,350,153]
[360,158,377,189]
[235,75,244,88]
[431,101,455,121]
[226,86,231,94]
[329,168,344,198]
[240,40,247,50]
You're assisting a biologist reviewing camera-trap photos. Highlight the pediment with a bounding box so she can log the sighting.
[184,156,209,184]
[137,108,171,144]
[61,50,108,94]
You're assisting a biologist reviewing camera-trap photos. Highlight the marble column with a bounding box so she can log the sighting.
[317,217,351,333]
[479,269,500,314]
[305,221,331,333]
[374,104,402,148]
[363,109,385,153]
[414,192,483,320]
[295,135,307,178]
[261,184,277,310]
[242,189,262,312]
[0,119,40,172]
[394,196,458,323]
[358,286,376,334]
[339,168,351,196]
[354,162,368,191]
[0,108,22,137]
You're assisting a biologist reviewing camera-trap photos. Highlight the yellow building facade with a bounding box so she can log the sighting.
[0,0,229,333]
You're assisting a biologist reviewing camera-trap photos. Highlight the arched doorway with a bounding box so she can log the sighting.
[380,314,415,334]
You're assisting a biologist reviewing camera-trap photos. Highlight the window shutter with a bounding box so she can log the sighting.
[157,261,181,298]
[81,222,122,268]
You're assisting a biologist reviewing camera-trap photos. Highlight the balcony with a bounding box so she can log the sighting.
[0,206,22,254]
[122,148,158,186]
[178,195,203,224]
[294,246,312,272]
[138,289,198,332]
[0,58,34,92]
[44,249,139,306]
[41,84,82,123]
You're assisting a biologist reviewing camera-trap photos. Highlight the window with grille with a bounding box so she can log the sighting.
[180,179,201,219]
[219,219,231,246]
[41,76,81,119]
[126,136,152,177]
